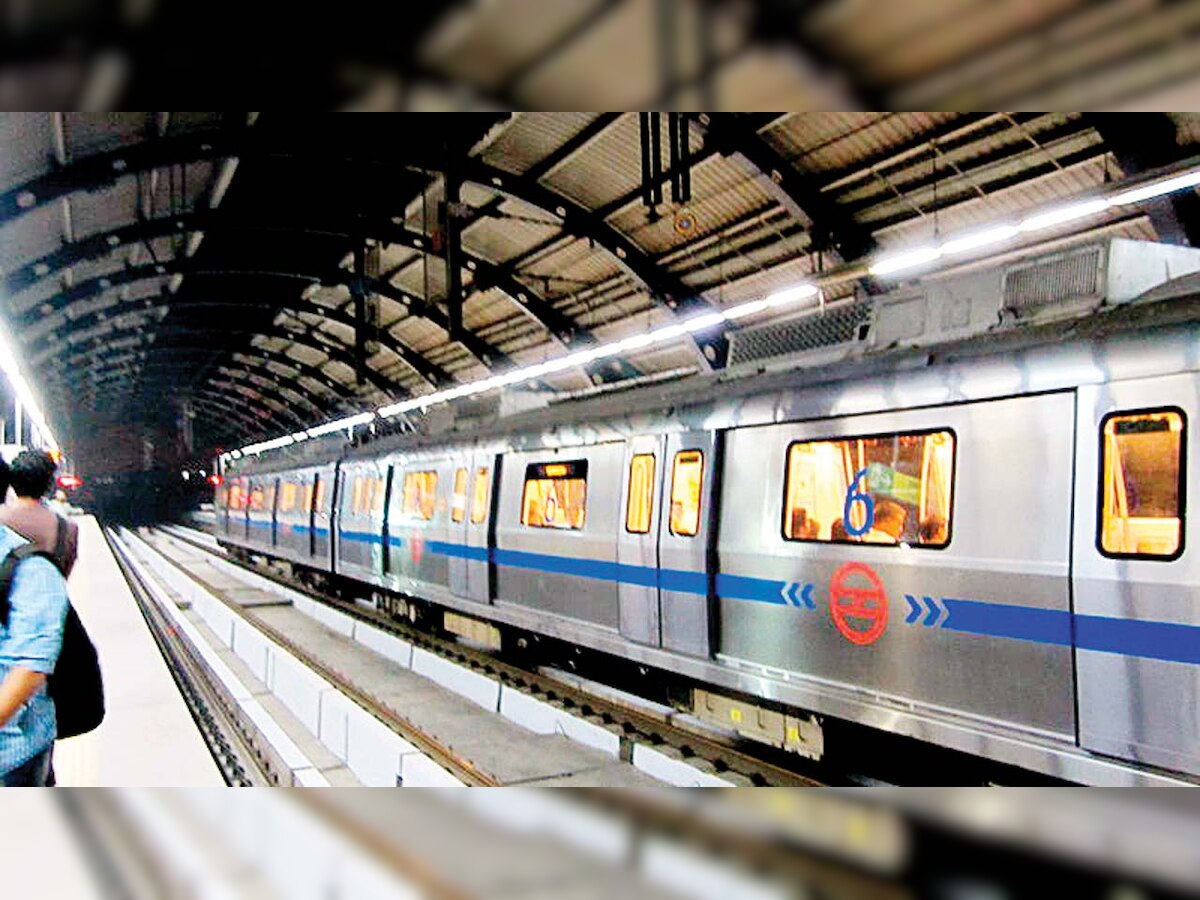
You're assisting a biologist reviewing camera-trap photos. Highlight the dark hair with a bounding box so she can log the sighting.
[9,450,56,499]
[0,459,9,500]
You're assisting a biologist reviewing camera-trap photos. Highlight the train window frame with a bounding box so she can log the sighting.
[1096,406,1187,562]
[521,460,589,530]
[451,467,468,524]
[401,470,439,521]
[280,482,298,514]
[625,453,657,535]
[780,426,957,550]
[470,467,490,525]
[668,450,704,538]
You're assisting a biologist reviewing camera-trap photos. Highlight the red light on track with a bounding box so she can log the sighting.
[208,474,224,487]
[57,474,83,490]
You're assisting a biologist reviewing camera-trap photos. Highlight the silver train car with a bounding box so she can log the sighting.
[215,241,1200,785]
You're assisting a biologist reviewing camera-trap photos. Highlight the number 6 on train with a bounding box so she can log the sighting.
[843,467,874,537]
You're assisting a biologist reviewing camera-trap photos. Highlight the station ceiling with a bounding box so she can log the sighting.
[1,110,1199,462]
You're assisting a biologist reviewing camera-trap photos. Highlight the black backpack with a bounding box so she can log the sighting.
[0,521,105,740]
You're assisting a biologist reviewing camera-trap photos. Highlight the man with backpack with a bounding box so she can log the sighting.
[0,450,78,577]
[0,460,70,786]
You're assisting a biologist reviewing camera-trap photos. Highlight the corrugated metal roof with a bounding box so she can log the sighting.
[461,214,561,264]
[849,130,1107,230]
[606,154,777,256]
[480,112,602,176]
[541,112,643,211]
[869,155,1119,247]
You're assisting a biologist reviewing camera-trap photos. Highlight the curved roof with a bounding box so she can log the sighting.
[0,111,1197,460]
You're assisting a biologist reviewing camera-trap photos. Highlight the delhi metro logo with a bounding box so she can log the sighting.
[829,562,889,645]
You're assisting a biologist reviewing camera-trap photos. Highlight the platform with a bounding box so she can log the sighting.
[52,516,224,786]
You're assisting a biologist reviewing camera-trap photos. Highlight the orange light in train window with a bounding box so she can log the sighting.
[1100,409,1185,559]
[470,467,490,524]
[544,464,569,477]
[668,451,704,537]
[451,468,468,523]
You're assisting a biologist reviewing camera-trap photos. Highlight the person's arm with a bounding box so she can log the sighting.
[0,668,46,727]
[1,558,69,723]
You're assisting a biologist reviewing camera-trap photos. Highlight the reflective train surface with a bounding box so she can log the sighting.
[215,246,1200,785]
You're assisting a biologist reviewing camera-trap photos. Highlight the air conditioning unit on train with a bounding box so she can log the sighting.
[727,239,1200,371]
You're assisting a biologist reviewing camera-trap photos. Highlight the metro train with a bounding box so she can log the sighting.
[215,241,1200,785]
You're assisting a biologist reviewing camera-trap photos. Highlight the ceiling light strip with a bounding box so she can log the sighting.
[225,159,1200,461]
[0,324,58,451]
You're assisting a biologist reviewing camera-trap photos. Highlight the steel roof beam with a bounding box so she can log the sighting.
[78,378,309,434]
[704,113,876,261]
[151,394,286,442]
[0,127,452,227]
[21,264,454,388]
[3,175,588,376]
[49,345,355,420]
[458,156,727,367]
[64,360,332,421]
[5,213,516,373]
[42,317,401,397]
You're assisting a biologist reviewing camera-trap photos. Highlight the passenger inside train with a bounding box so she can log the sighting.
[862,500,908,545]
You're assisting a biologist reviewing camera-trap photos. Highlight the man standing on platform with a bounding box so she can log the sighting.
[0,461,70,786]
[0,451,78,578]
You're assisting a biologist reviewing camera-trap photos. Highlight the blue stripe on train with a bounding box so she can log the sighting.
[232,525,1200,665]
[941,599,1073,646]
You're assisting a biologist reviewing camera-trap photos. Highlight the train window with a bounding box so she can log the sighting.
[625,454,656,534]
[1099,409,1186,559]
[249,485,265,512]
[783,429,955,548]
[522,461,587,530]
[669,451,704,537]
[402,471,438,521]
[228,482,244,510]
[303,481,314,513]
[314,479,327,512]
[451,468,468,523]
[263,482,276,513]
[470,468,490,524]
[280,482,298,513]
[374,477,386,514]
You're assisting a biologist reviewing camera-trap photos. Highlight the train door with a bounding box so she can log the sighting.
[448,457,472,597]
[658,431,720,658]
[1073,374,1198,775]
[618,436,665,646]
[311,468,334,569]
[466,453,497,603]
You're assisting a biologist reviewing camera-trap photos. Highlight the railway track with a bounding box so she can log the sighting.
[155,523,826,787]
[105,528,267,785]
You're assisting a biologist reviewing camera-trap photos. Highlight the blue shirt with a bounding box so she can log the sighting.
[0,525,69,773]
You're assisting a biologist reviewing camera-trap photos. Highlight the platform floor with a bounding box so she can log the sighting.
[53,516,224,786]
